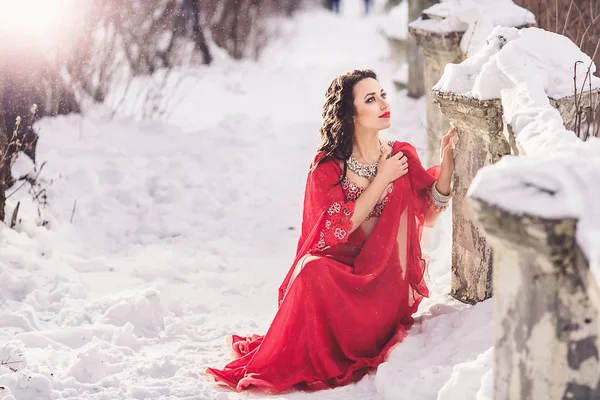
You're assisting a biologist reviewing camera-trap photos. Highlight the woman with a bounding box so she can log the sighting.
[205,69,455,393]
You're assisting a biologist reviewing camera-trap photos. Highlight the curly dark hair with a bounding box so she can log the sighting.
[316,69,378,182]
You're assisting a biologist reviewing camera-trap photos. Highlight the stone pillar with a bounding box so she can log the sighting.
[406,0,438,99]
[432,91,508,303]
[469,198,600,399]
[409,21,464,166]
[432,88,596,304]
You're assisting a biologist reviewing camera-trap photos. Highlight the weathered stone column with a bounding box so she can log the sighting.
[432,92,508,303]
[406,0,438,98]
[409,18,464,166]
[432,87,598,304]
[469,198,600,399]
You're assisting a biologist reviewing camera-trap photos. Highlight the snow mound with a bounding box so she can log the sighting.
[435,27,600,100]
[375,300,494,399]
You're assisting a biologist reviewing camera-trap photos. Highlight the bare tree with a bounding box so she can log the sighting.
[62,0,307,102]
[177,0,212,64]
[0,48,79,224]
[0,0,306,222]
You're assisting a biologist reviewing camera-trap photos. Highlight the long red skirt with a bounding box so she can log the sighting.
[205,243,418,393]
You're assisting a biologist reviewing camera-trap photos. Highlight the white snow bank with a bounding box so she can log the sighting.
[437,348,493,400]
[456,29,600,282]
[409,0,535,55]
[99,288,165,338]
[375,300,493,400]
[435,27,600,99]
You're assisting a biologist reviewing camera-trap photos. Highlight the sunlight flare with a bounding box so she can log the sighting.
[0,0,76,47]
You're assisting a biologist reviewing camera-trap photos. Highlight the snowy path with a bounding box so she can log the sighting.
[0,2,492,399]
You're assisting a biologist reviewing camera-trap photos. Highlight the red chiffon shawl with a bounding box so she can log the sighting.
[205,141,440,393]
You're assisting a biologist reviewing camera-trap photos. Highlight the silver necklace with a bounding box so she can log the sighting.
[347,141,383,180]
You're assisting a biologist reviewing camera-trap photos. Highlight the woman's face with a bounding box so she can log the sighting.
[352,77,391,131]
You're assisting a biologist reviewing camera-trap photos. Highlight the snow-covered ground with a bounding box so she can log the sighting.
[0,1,492,399]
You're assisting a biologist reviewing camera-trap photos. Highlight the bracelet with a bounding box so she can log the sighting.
[429,182,452,210]
[432,182,452,200]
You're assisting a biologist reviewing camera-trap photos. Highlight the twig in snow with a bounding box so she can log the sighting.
[463,20,478,56]
[10,201,20,228]
[6,161,47,199]
[1,358,22,373]
[70,200,77,224]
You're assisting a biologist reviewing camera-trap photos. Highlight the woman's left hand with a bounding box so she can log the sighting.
[440,127,456,174]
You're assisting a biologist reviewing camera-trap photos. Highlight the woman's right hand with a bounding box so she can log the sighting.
[377,147,408,183]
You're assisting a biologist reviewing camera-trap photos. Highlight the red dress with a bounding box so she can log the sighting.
[205,141,440,393]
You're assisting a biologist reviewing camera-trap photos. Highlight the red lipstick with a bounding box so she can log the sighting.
[379,111,391,118]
